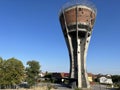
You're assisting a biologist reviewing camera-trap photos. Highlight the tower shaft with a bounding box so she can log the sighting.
[65,26,91,88]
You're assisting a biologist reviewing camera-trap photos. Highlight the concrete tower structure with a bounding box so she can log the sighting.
[59,0,97,88]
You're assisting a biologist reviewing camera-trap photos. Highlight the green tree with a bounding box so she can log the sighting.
[25,60,40,86]
[0,57,24,88]
[112,75,120,83]
[6,58,25,85]
[0,57,5,88]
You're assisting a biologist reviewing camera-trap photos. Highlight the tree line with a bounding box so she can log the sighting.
[0,57,40,89]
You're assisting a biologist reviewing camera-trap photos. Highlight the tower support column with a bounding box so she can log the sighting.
[77,39,82,88]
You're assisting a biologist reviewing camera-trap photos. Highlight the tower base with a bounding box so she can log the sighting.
[82,88,92,90]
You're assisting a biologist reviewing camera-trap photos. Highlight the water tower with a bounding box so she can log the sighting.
[59,0,97,88]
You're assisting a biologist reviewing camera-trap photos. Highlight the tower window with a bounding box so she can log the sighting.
[88,33,91,37]
[81,11,84,14]
[79,8,82,11]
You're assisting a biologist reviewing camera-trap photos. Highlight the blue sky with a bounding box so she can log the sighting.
[0,0,120,75]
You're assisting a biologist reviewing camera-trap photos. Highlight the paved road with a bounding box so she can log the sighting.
[92,85,116,90]
[52,84,73,90]
[92,85,108,90]
[55,84,116,90]
[38,83,73,90]
[38,83,116,90]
